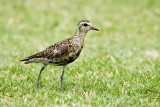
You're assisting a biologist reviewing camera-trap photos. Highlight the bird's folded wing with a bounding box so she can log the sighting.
[20,37,72,64]
[27,42,70,60]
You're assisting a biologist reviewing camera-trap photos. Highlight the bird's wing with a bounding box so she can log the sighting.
[45,40,70,58]
[21,38,71,63]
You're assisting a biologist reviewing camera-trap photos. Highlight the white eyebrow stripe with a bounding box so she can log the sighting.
[79,22,92,26]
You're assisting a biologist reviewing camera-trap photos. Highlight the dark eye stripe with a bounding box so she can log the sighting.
[83,23,88,26]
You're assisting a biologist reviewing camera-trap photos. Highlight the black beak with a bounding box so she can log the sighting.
[90,26,100,31]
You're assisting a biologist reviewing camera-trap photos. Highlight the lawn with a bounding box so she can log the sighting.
[0,0,160,106]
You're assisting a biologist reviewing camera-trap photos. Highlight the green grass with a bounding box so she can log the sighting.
[0,0,160,106]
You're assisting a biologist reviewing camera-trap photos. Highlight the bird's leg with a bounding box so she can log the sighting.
[36,64,47,88]
[61,65,67,93]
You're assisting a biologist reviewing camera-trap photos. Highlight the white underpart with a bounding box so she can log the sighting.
[30,58,50,63]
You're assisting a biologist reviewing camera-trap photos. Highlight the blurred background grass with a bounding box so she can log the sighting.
[0,0,160,106]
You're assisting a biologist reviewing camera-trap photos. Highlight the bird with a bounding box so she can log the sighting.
[21,20,99,93]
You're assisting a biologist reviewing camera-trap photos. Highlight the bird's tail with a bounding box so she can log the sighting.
[20,58,30,64]
[21,51,46,64]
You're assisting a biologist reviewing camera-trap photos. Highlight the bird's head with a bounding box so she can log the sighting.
[77,20,99,33]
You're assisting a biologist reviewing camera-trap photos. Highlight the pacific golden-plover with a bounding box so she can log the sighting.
[21,20,99,93]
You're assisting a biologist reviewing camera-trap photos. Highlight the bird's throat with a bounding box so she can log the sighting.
[74,29,86,38]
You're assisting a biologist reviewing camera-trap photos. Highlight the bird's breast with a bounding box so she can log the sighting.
[49,46,83,66]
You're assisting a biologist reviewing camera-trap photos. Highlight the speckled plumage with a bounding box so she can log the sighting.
[21,36,83,65]
[21,20,99,93]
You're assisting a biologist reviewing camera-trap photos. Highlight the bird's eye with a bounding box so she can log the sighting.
[83,23,88,26]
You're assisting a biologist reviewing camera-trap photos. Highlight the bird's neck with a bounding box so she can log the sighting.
[73,29,86,45]
[74,29,86,38]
